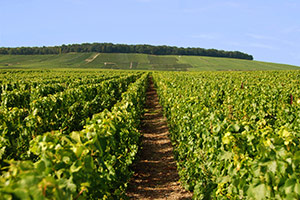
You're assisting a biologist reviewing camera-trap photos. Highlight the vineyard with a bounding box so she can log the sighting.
[153,71,300,199]
[0,69,300,199]
[0,70,148,199]
[1,53,299,71]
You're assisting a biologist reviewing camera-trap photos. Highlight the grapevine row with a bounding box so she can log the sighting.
[0,74,139,162]
[0,73,148,199]
[153,71,300,199]
[0,73,129,109]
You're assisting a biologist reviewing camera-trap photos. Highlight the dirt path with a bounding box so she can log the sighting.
[85,53,100,63]
[127,77,193,200]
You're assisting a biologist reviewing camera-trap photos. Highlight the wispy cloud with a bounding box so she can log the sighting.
[182,7,209,14]
[190,34,218,40]
[249,43,278,50]
[224,1,243,8]
[63,0,85,5]
[182,1,245,14]
[281,26,300,34]
[135,0,153,3]
[223,40,278,50]
[222,41,243,47]
[246,33,276,40]
[290,52,300,61]
[246,33,298,48]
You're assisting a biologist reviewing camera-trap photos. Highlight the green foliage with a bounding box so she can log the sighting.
[153,71,300,199]
[177,55,300,71]
[0,42,254,60]
[0,71,139,162]
[0,72,148,199]
[0,53,298,71]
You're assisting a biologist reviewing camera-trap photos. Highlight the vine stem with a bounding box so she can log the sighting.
[74,188,85,200]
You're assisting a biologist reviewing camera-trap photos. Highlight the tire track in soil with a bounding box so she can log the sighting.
[127,77,192,200]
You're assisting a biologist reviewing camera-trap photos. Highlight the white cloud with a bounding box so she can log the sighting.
[135,0,154,2]
[246,33,298,48]
[62,0,85,5]
[222,40,278,50]
[190,34,218,40]
[222,41,243,47]
[249,43,278,50]
[182,1,245,14]
[281,26,300,34]
[246,33,276,40]
[224,1,243,8]
[290,52,300,61]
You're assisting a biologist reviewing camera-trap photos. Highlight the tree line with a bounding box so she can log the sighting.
[0,43,253,60]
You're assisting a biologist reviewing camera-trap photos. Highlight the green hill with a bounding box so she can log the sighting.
[0,53,298,71]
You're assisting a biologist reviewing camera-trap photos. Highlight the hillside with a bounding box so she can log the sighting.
[0,53,298,71]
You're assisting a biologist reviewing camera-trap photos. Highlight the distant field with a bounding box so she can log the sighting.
[0,53,298,71]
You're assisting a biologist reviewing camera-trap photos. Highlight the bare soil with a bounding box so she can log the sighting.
[85,53,100,63]
[127,77,193,200]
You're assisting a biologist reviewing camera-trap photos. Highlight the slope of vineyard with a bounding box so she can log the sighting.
[153,71,300,199]
[0,70,148,199]
[2,69,300,199]
[0,53,298,71]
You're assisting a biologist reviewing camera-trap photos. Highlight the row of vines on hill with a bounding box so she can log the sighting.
[0,70,148,199]
[3,69,300,199]
[154,71,300,199]
[1,71,140,161]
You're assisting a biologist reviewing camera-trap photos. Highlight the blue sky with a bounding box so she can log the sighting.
[1,0,300,66]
